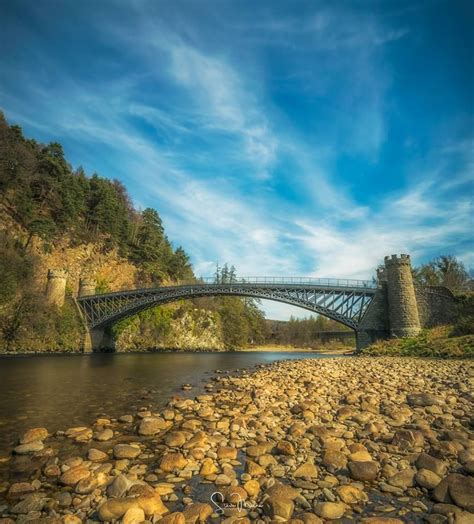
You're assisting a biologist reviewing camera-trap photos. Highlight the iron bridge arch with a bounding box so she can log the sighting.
[76,278,378,331]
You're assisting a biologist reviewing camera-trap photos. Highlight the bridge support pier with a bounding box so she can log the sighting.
[83,328,115,352]
[355,330,371,352]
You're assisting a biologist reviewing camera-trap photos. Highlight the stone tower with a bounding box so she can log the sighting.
[385,254,421,338]
[78,277,96,297]
[45,269,67,307]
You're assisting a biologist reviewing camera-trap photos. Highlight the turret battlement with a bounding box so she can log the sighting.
[376,265,387,283]
[78,276,96,297]
[384,254,411,266]
[45,269,68,307]
[47,269,68,280]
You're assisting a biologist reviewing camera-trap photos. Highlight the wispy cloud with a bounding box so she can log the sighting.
[1,0,471,319]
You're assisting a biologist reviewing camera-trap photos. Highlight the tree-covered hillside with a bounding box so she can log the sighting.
[0,112,270,351]
[0,112,193,286]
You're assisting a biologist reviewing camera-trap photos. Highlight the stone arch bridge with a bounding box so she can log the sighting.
[45,254,457,351]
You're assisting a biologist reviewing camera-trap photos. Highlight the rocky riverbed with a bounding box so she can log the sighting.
[0,357,473,523]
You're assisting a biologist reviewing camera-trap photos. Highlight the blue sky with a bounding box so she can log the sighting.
[1,0,473,319]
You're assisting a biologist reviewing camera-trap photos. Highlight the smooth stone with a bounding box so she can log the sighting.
[222,486,248,503]
[416,453,448,477]
[245,460,265,476]
[19,427,48,444]
[407,393,442,407]
[314,501,347,519]
[128,485,168,515]
[94,428,114,441]
[246,443,272,457]
[138,417,168,436]
[113,444,141,459]
[122,507,146,524]
[322,450,347,470]
[59,466,91,486]
[294,462,318,478]
[200,457,218,476]
[7,482,35,498]
[348,461,379,481]
[391,429,425,450]
[276,440,296,456]
[263,497,295,520]
[10,494,46,514]
[217,446,238,460]
[14,441,44,454]
[336,484,368,504]
[159,512,186,524]
[361,519,405,524]
[265,483,300,501]
[98,498,140,521]
[244,479,260,497]
[88,448,108,462]
[182,503,213,523]
[447,474,474,512]
[107,474,134,497]
[160,452,188,472]
[215,474,232,485]
[433,474,474,508]
[388,469,415,489]
[416,468,442,489]
[165,431,187,447]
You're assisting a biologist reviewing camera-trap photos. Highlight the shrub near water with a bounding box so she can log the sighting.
[362,326,474,359]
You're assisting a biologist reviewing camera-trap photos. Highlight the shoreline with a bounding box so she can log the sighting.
[0,356,472,522]
[0,346,355,358]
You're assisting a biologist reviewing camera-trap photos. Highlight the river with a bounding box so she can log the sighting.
[0,350,340,456]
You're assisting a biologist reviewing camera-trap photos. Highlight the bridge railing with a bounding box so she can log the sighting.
[195,276,377,288]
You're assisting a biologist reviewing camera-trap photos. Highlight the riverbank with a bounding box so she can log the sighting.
[361,326,474,359]
[0,342,354,356]
[0,356,473,522]
[240,344,354,355]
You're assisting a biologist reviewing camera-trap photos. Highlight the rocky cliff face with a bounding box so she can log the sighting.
[0,208,226,352]
[1,208,140,295]
[114,307,224,351]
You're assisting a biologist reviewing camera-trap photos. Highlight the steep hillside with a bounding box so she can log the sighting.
[0,112,265,352]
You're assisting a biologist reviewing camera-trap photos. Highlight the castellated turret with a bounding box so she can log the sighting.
[384,254,421,338]
[45,269,67,307]
[78,277,96,297]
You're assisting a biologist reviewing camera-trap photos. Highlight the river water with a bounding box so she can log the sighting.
[0,351,339,455]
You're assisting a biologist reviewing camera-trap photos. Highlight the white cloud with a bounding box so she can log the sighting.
[163,42,277,178]
[1,2,471,322]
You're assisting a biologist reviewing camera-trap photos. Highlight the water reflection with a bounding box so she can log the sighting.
[0,351,337,453]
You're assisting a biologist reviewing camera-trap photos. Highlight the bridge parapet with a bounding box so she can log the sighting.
[196,276,377,288]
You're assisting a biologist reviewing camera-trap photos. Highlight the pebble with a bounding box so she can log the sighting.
[1,356,472,523]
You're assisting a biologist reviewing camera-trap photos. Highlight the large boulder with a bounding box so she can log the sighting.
[59,466,91,486]
[138,417,168,436]
[407,393,443,407]
[160,452,188,472]
[415,468,442,490]
[391,429,425,450]
[416,453,447,477]
[348,461,379,481]
[314,502,347,519]
[181,503,213,523]
[322,450,347,470]
[19,427,48,444]
[433,473,474,511]
[113,444,141,459]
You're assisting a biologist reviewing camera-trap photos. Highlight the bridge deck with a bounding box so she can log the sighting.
[79,278,377,300]
[76,279,378,331]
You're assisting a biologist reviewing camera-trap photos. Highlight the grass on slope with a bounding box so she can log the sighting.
[362,326,474,358]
